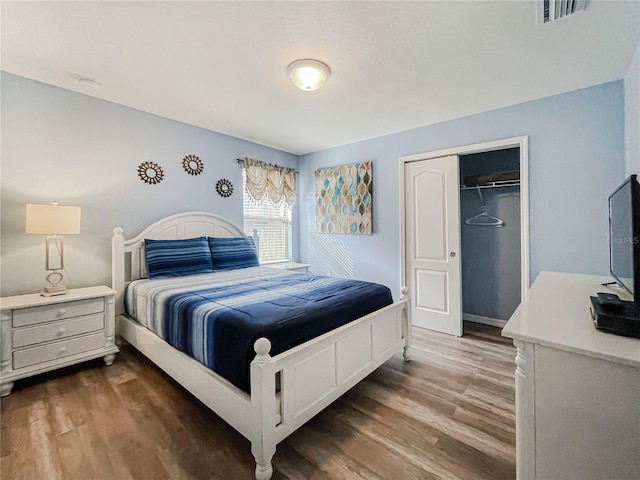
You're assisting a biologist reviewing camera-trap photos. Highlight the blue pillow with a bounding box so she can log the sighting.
[208,236,259,271]
[145,236,214,278]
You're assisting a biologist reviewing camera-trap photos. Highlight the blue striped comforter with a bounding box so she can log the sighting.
[125,267,393,392]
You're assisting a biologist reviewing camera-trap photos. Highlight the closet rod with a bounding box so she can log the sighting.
[460,180,520,190]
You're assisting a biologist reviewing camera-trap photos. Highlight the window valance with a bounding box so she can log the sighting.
[243,157,297,207]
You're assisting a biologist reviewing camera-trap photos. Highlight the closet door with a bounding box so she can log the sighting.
[404,156,462,336]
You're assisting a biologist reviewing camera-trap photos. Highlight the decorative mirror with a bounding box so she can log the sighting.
[216,178,234,198]
[138,161,164,185]
[182,155,204,176]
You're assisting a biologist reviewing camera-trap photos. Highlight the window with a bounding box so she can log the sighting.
[243,170,292,264]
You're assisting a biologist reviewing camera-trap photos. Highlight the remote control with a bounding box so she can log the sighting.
[596,292,624,309]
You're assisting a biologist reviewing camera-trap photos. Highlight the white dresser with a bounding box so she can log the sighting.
[502,272,640,480]
[0,285,119,396]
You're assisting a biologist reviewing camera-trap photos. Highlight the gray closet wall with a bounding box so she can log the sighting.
[460,149,521,321]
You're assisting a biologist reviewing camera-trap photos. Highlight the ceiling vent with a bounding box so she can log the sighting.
[538,0,586,24]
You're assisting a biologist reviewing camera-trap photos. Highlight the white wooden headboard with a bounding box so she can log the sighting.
[112,211,257,315]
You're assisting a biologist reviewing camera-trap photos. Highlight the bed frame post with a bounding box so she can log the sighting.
[112,227,126,316]
[400,286,412,361]
[250,338,276,480]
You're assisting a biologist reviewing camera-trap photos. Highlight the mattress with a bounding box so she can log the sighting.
[125,266,393,392]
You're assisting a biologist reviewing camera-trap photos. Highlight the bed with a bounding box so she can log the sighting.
[112,211,411,480]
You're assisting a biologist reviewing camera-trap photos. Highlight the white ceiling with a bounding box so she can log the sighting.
[2,1,639,155]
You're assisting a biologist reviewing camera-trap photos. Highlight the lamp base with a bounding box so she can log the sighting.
[40,285,69,297]
[41,270,68,297]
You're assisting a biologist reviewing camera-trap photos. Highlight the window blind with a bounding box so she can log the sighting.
[243,170,292,263]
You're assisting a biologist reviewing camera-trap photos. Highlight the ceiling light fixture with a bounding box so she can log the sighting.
[287,59,330,91]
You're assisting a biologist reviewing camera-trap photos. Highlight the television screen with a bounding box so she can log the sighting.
[609,175,638,300]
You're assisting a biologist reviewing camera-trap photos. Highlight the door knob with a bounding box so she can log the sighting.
[450,252,456,258]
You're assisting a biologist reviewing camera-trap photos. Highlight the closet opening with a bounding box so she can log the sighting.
[400,136,529,337]
[459,148,521,328]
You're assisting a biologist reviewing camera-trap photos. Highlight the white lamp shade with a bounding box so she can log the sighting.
[26,204,81,235]
[287,59,330,91]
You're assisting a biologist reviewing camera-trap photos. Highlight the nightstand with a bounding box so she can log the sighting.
[0,285,119,396]
[268,262,311,273]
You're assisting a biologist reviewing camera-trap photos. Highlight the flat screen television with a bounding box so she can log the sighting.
[609,174,640,305]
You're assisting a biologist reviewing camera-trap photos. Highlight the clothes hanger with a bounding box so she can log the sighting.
[464,187,505,227]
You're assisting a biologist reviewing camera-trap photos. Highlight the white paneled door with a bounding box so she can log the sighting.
[404,155,462,336]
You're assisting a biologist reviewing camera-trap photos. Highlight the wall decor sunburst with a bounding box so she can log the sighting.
[216,178,234,198]
[182,155,204,175]
[137,161,165,185]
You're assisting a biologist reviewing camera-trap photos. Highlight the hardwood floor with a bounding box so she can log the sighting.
[1,322,516,480]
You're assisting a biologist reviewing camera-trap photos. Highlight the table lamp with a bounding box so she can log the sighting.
[26,203,81,296]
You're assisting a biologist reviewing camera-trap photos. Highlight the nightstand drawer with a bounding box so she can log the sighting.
[12,314,105,348]
[13,333,106,369]
[12,298,105,327]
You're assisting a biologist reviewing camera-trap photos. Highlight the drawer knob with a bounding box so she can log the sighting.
[57,327,67,335]
[57,308,67,316]
[59,347,67,354]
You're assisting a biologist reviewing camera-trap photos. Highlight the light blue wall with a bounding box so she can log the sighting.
[625,39,640,176]
[1,73,298,296]
[3,72,628,300]
[299,81,626,298]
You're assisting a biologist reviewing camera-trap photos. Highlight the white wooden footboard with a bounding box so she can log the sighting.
[249,288,411,480]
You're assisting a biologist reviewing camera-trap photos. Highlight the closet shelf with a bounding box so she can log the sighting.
[460,180,520,190]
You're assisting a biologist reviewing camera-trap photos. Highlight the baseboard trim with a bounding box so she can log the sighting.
[463,313,507,328]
